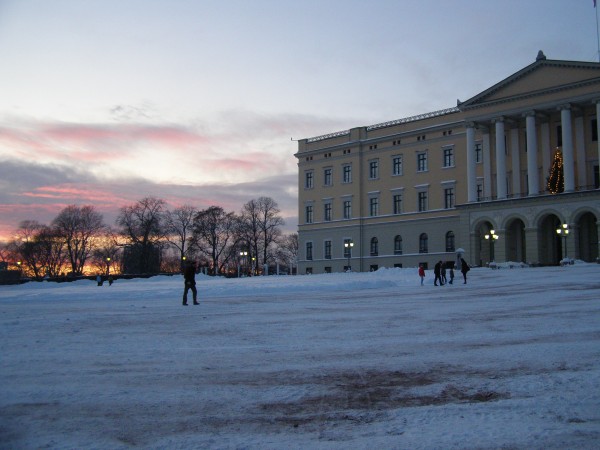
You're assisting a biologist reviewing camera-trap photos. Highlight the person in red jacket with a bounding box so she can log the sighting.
[418,264,425,286]
[182,261,199,306]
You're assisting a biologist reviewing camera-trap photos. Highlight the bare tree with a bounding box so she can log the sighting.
[116,197,166,274]
[276,233,299,274]
[10,220,45,279]
[193,206,237,275]
[91,228,123,275]
[164,205,198,262]
[9,221,67,278]
[36,225,67,278]
[240,197,284,271]
[52,205,105,275]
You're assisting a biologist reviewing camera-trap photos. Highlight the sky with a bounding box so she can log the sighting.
[1,264,599,447]
[0,0,598,241]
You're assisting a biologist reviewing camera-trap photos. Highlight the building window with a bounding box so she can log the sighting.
[305,205,313,224]
[343,164,352,183]
[324,203,332,221]
[443,147,454,168]
[419,233,428,253]
[305,170,314,189]
[343,200,352,219]
[592,118,598,142]
[369,197,379,216]
[324,266,332,274]
[418,191,428,212]
[477,182,484,201]
[324,240,332,259]
[392,155,403,176]
[445,231,455,252]
[394,235,403,255]
[306,242,313,260]
[324,168,332,186]
[370,237,379,256]
[369,159,379,179]
[444,187,455,209]
[417,152,428,172]
[475,143,482,163]
[393,193,403,214]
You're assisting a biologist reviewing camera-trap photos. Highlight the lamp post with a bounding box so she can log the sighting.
[106,257,111,276]
[484,229,499,263]
[239,251,247,277]
[344,240,354,272]
[556,223,570,261]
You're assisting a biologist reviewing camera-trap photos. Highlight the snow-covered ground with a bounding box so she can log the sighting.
[1,264,599,449]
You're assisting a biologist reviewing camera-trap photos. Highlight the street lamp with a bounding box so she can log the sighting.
[344,240,354,272]
[484,229,499,262]
[239,251,247,277]
[106,257,111,276]
[556,223,570,261]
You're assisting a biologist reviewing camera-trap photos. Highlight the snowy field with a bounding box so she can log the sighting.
[1,264,599,449]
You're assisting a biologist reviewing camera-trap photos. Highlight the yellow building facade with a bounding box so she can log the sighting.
[295,52,600,273]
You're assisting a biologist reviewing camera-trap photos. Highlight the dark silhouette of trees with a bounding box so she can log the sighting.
[240,197,284,271]
[193,206,237,274]
[276,232,298,273]
[116,197,166,274]
[9,220,66,279]
[5,195,289,277]
[52,205,105,275]
[164,204,198,262]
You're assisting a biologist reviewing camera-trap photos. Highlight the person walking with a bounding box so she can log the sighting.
[434,260,443,286]
[441,262,447,285]
[460,257,470,284]
[418,264,425,286]
[182,261,199,306]
[449,265,455,285]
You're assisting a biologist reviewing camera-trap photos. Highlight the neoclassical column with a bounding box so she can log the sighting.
[482,131,492,199]
[559,104,575,192]
[525,111,540,196]
[511,127,521,196]
[466,122,477,202]
[575,114,586,188]
[494,117,507,199]
[596,100,600,187]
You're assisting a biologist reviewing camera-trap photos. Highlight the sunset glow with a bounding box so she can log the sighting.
[0,0,595,241]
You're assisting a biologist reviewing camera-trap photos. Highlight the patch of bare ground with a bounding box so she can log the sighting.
[258,368,509,429]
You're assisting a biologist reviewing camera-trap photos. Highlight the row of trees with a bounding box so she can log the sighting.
[0,196,298,279]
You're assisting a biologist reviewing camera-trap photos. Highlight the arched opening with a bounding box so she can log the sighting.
[538,214,562,265]
[575,212,598,262]
[505,218,526,263]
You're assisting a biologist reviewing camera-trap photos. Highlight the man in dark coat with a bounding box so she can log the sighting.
[434,260,443,286]
[460,257,470,284]
[182,261,199,306]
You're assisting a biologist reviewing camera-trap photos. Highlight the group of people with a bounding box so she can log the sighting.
[419,257,470,286]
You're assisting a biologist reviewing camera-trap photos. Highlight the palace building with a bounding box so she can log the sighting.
[295,52,600,274]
